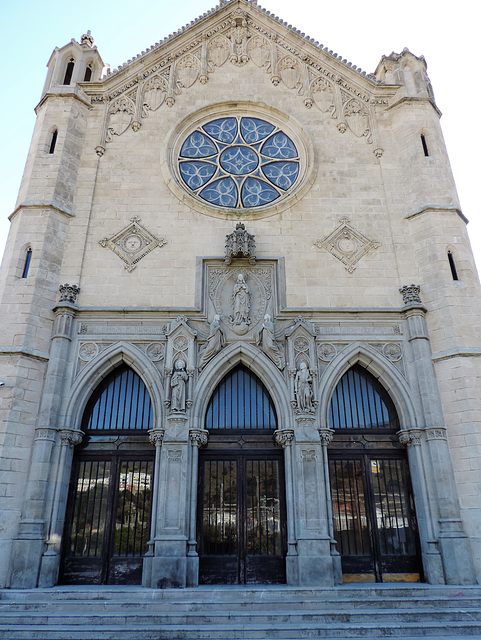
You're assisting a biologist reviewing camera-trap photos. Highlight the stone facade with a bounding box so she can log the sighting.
[0,0,480,589]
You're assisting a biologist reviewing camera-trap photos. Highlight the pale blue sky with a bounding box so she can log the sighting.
[1,0,479,272]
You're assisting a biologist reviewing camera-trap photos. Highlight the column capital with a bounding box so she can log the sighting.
[318,428,335,445]
[60,429,83,448]
[148,428,165,447]
[398,428,422,447]
[274,428,294,448]
[189,429,209,447]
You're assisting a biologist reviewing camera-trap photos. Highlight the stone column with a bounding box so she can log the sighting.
[149,415,190,588]
[318,428,342,584]
[291,416,336,586]
[398,428,445,584]
[186,428,208,587]
[38,428,83,586]
[142,428,165,587]
[10,286,80,588]
[401,285,476,584]
[274,428,298,584]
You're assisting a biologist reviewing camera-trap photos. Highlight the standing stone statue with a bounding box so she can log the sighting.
[257,313,285,369]
[295,362,314,413]
[199,314,225,370]
[170,359,188,412]
[232,273,250,325]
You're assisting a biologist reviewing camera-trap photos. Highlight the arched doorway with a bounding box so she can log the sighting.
[60,364,154,585]
[328,365,422,583]
[198,364,287,584]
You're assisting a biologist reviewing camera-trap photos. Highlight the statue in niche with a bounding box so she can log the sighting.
[231,273,250,326]
[170,359,188,412]
[295,362,314,413]
[257,314,285,369]
[199,315,225,370]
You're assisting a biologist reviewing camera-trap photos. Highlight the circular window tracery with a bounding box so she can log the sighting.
[178,116,301,209]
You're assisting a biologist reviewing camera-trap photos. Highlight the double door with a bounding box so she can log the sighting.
[61,452,154,585]
[198,451,286,584]
[329,453,421,582]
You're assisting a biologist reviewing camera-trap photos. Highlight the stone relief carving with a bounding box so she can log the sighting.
[170,359,188,412]
[58,283,80,304]
[225,223,256,265]
[79,342,99,362]
[256,313,285,370]
[142,75,168,116]
[207,35,231,68]
[400,284,422,305]
[230,273,251,331]
[247,35,270,68]
[146,342,165,362]
[309,77,336,115]
[293,362,315,413]
[228,16,249,65]
[106,96,135,141]
[198,315,225,370]
[314,217,380,273]
[278,55,302,92]
[99,217,166,272]
[317,342,337,363]
[176,53,200,89]
[342,98,372,143]
[382,342,402,362]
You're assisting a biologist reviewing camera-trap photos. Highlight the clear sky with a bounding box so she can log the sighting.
[1,0,479,275]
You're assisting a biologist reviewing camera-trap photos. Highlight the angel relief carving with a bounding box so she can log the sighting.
[142,76,168,116]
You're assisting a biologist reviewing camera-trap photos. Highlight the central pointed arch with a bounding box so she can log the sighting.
[191,341,291,429]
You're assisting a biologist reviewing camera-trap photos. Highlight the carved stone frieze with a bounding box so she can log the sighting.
[314,217,381,273]
[99,217,166,272]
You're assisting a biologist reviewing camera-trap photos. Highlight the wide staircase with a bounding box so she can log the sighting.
[1,584,481,639]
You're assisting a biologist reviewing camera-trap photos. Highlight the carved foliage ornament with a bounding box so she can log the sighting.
[314,217,380,273]
[399,284,422,305]
[99,217,166,272]
[58,283,80,304]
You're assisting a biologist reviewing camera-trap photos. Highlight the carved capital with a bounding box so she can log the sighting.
[425,427,447,441]
[399,284,422,305]
[318,428,334,446]
[274,429,294,448]
[148,428,165,447]
[398,428,422,447]
[60,429,83,448]
[58,283,80,304]
[189,429,209,447]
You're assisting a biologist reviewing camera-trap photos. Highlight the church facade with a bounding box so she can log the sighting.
[1,0,480,590]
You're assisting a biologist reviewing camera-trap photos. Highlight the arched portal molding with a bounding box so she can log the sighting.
[317,341,418,430]
[61,340,165,430]
[192,341,290,428]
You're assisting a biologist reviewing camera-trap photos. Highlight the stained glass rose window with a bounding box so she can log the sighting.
[178,116,300,209]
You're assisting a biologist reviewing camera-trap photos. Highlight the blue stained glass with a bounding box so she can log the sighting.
[180,131,217,158]
[180,161,217,189]
[220,146,259,175]
[200,177,238,207]
[262,162,299,190]
[203,118,238,143]
[240,118,275,143]
[241,178,279,208]
[261,132,298,159]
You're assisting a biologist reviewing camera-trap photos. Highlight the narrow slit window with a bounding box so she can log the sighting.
[22,248,32,278]
[84,64,92,82]
[63,59,75,85]
[421,134,429,157]
[48,129,58,154]
[448,250,459,281]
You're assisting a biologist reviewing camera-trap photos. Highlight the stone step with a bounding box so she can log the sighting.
[2,620,481,640]
[1,606,481,625]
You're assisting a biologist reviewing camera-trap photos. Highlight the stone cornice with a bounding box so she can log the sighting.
[385,95,442,117]
[35,89,92,113]
[432,348,481,363]
[9,202,75,222]
[404,204,468,225]
[0,347,49,362]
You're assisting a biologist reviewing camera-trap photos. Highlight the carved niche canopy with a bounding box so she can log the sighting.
[225,223,256,265]
[99,216,166,271]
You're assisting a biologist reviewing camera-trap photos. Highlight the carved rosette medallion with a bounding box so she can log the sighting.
[314,218,381,273]
[79,342,99,362]
[382,343,402,362]
[146,342,165,362]
[317,343,337,363]
[99,217,166,272]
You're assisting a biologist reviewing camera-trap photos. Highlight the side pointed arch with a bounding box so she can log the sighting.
[61,341,165,430]
[192,341,291,429]
[317,342,418,430]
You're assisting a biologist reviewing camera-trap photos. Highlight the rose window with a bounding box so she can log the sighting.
[178,116,300,209]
